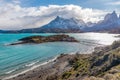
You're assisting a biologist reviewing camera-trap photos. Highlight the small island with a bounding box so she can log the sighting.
[9,34,78,45]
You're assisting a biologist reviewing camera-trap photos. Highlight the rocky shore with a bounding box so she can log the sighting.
[6,41,120,80]
[6,54,76,80]
[9,34,78,45]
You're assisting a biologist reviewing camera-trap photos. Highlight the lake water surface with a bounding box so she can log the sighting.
[0,33,119,79]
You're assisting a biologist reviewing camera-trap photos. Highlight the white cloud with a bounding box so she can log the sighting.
[107,1,120,5]
[12,0,21,4]
[0,4,107,30]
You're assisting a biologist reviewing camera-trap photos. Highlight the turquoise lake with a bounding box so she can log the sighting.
[0,33,119,79]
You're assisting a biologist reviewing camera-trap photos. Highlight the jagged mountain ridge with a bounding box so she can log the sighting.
[84,11,120,32]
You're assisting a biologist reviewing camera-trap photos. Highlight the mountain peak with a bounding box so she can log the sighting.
[40,15,87,32]
[111,11,118,17]
[112,11,116,15]
[55,16,65,21]
[56,16,60,19]
[104,11,118,22]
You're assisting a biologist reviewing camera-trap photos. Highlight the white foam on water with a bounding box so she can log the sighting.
[25,60,39,67]
[2,56,57,80]
[5,69,16,74]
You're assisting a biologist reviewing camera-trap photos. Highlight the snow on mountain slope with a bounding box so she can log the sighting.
[40,16,87,30]
[84,11,120,31]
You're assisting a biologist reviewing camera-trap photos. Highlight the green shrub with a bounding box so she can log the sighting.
[62,72,72,79]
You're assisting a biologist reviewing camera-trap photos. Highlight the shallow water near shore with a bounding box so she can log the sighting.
[0,33,119,79]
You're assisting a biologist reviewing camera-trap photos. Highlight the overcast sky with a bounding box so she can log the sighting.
[0,0,120,30]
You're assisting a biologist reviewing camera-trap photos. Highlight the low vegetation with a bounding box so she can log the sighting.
[9,34,78,45]
[46,40,120,80]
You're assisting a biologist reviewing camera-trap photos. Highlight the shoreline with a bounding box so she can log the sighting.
[1,51,101,80]
[2,56,58,80]
[3,53,77,80]
[1,50,95,80]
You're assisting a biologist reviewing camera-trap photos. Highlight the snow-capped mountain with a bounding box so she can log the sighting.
[85,11,120,32]
[39,16,86,32]
[15,16,86,33]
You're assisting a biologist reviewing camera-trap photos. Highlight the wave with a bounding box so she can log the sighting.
[4,60,37,75]
[25,60,39,67]
[2,56,58,80]
[5,69,16,74]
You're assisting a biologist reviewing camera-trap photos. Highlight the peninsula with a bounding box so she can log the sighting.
[9,34,78,45]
